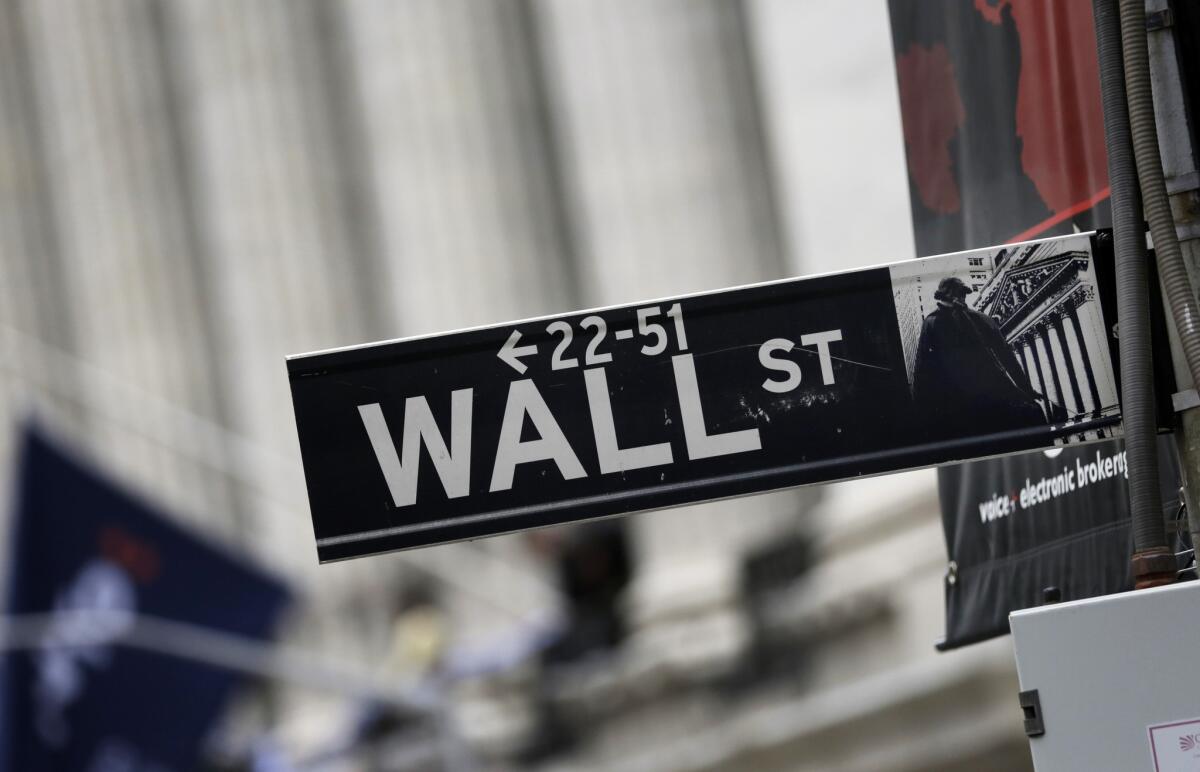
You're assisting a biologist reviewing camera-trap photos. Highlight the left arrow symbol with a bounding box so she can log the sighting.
[498,329,538,374]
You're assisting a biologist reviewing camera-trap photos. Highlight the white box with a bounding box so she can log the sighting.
[1011,579,1200,770]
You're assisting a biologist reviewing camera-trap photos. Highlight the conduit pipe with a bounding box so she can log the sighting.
[1120,0,1200,390]
[1094,0,1174,588]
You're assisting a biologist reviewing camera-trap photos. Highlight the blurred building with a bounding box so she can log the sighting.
[0,0,1033,769]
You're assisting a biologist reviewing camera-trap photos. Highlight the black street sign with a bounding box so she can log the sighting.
[289,232,1124,562]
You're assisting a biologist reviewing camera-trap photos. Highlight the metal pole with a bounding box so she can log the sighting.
[1137,0,1200,569]
[1093,0,1174,588]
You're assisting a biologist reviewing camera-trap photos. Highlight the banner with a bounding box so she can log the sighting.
[290,232,1124,562]
[1,426,291,771]
[939,438,1179,648]
[888,0,1111,257]
[887,0,1181,648]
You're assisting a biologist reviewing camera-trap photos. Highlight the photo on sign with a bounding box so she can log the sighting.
[889,235,1118,444]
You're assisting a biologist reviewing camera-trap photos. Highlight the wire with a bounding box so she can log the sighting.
[0,610,438,712]
[1,609,478,770]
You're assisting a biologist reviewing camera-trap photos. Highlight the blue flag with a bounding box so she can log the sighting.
[1,426,291,771]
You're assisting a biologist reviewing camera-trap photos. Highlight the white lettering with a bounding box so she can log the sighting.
[800,329,843,385]
[978,493,1014,522]
[490,379,586,492]
[758,338,803,393]
[359,392,473,508]
[584,368,673,473]
[672,354,762,460]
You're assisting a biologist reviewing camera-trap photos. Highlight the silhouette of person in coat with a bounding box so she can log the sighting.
[912,276,1047,439]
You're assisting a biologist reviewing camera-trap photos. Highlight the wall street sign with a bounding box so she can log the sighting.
[289,232,1124,562]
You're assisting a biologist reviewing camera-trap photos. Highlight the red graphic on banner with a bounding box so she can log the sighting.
[896,43,965,215]
[976,0,1109,218]
[1008,186,1111,243]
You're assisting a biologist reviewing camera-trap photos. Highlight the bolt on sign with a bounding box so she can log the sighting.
[289,231,1123,562]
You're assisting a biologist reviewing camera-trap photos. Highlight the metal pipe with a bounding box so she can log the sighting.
[1120,0,1200,584]
[1120,0,1200,390]
[1093,0,1174,587]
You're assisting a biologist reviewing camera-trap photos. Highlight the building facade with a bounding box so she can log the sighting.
[976,241,1119,426]
[0,1,1034,769]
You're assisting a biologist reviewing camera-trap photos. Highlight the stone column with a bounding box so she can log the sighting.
[1052,313,1085,416]
[341,0,577,334]
[1030,333,1053,409]
[20,0,239,534]
[534,0,786,304]
[168,0,383,577]
[0,0,77,548]
[1076,298,1120,412]
[533,0,805,676]
[1036,324,1066,414]
[337,0,579,648]
[1021,340,1041,397]
[1012,339,1028,378]
[1068,305,1103,414]
[741,0,914,272]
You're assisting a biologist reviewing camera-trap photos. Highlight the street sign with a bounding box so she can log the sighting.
[290,232,1123,562]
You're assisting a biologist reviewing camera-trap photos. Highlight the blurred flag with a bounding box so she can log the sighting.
[0,425,291,771]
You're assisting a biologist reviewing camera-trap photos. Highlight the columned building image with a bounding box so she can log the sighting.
[892,235,1119,440]
[974,237,1119,431]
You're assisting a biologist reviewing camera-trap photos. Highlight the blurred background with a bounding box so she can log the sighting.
[0,0,1034,769]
